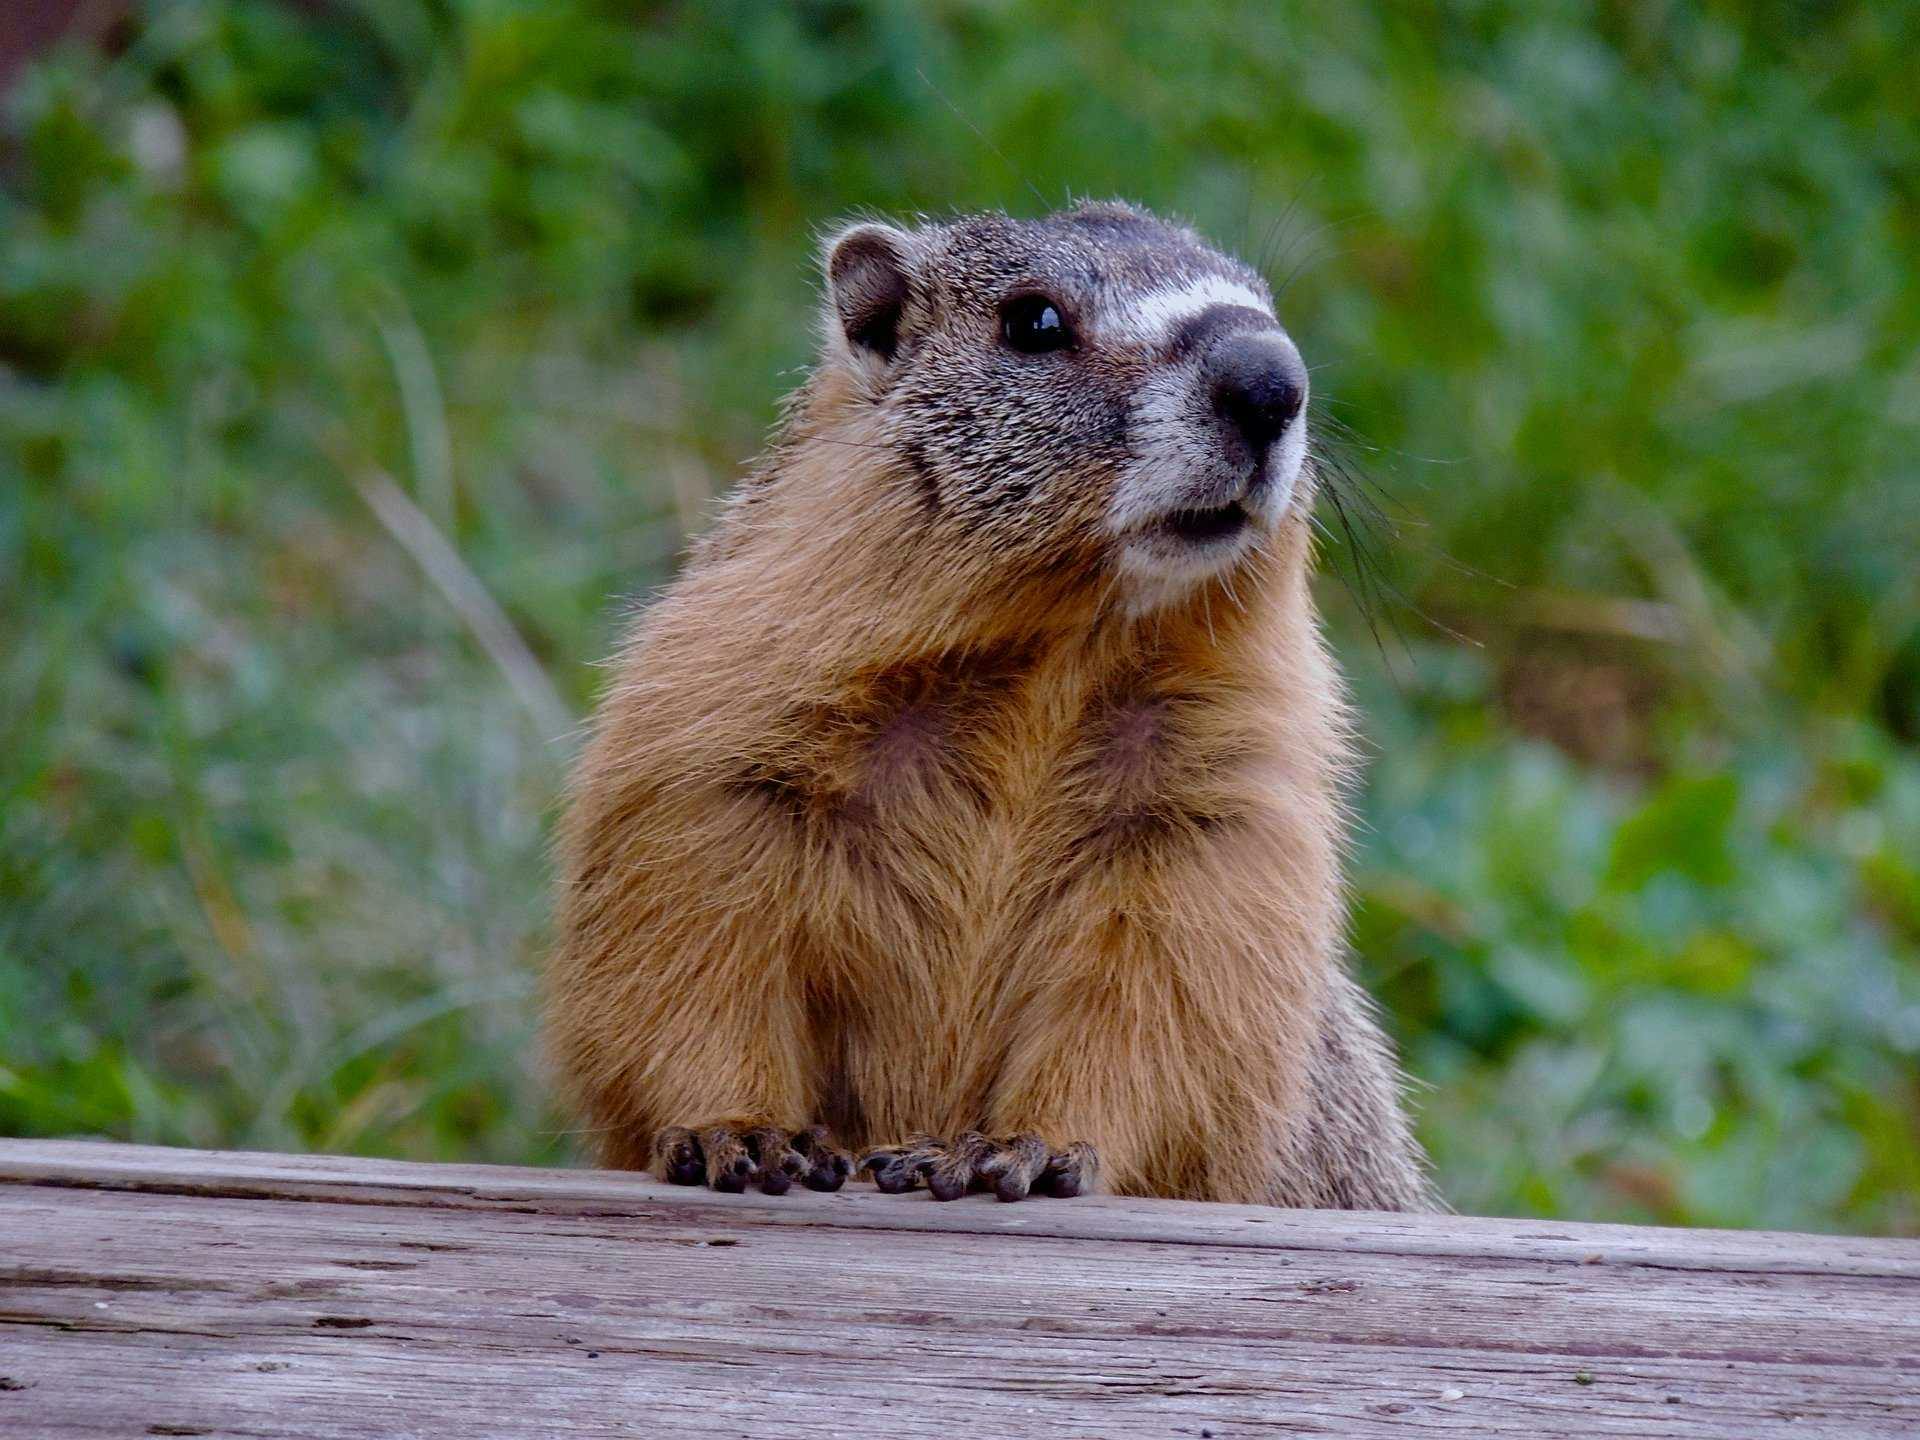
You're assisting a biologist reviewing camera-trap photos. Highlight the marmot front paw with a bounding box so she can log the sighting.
[651,1122,853,1195]
[860,1132,1099,1201]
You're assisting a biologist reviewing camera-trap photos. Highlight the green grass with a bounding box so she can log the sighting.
[3,0,1917,1232]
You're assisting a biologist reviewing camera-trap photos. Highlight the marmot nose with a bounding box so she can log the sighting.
[1207,333,1306,456]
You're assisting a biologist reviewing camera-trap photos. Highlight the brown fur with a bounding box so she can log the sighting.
[546,211,1436,1210]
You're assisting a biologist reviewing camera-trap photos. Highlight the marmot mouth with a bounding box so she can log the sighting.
[1162,501,1250,545]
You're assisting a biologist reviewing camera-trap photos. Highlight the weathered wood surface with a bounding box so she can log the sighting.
[0,1139,1915,1438]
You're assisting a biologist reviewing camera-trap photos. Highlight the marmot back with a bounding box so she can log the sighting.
[547,201,1435,1209]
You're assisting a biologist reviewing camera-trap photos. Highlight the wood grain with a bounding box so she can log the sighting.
[1,1139,1914,1437]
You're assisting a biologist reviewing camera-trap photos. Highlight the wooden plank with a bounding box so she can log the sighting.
[0,1139,1915,1438]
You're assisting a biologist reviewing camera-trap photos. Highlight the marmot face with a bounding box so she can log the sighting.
[820,201,1311,612]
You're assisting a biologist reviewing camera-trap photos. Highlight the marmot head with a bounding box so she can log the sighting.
[816,200,1311,613]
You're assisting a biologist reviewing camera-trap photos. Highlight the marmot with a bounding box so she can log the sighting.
[547,201,1435,1210]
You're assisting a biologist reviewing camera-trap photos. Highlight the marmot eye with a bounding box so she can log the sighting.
[1000,293,1072,354]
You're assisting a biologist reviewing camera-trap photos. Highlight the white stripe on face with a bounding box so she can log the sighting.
[1100,276,1273,347]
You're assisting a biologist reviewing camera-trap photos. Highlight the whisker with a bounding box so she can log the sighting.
[1316,449,1483,654]
[1255,172,1322,278]
[1269,212,1371,302]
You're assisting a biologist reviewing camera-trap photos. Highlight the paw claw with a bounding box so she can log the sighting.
[744,1126,810,1188]
[1036,1142,1099,1199]
[803,1148,853,1192]
[927,1172,970,1202]
[652,1123,852,1197]
[862,1132,1095,1202]
[652,1127,707,1186]
[862,1150,922,1194]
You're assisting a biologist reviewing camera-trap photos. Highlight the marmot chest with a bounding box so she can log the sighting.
[767,653,1251,946]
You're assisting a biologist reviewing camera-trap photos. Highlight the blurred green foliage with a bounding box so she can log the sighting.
[2,0,1916,1232]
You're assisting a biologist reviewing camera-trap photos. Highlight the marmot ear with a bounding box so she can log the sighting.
[823,222,916,366]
